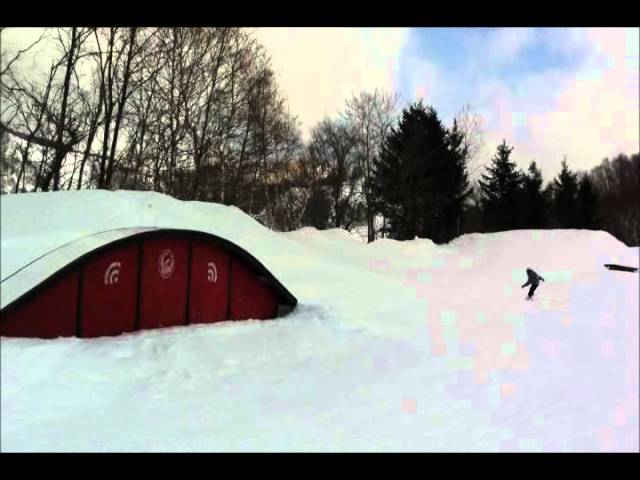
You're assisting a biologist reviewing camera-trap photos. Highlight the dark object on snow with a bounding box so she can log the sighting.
[604,264,639,273]
[522,268,545,299]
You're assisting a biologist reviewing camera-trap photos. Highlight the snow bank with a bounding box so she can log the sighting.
[1,190,638,452]
[1,190,307,297]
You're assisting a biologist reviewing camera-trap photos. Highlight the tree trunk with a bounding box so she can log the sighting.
[77,78,105,189]
[367,205,375,243]
[106,27,137,188]
[98,29,116,189]
[42,27,78,191]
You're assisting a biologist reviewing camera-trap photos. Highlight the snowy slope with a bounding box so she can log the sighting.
[1,190,638,452]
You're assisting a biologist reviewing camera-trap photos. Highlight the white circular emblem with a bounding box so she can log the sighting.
[158,249,175,279]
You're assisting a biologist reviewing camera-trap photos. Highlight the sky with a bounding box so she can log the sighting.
[256,27,639,181]
[3,27,639,182]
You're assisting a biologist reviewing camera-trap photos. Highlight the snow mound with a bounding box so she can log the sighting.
[1,190,306,297]
[1,190,638,452]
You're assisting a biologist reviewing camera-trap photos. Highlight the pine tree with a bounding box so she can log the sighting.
[552,158,580,228]
[478,140,524,232]
[441,119,472,240]
[371,101,468,243]
[371,112,408,239]
[521,161,549,229]
[577,174,599,229]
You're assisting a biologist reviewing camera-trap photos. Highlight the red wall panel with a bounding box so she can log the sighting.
[1,231,292,339]
[0,270,79,338]
[229,258,278,321]
[80,242,138,338]
[189,239,229,324]
[139,237,189,330]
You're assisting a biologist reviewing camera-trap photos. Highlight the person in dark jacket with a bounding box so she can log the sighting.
[522,268,545,300]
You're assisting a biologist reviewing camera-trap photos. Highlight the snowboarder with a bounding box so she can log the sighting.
[522,268,545,300]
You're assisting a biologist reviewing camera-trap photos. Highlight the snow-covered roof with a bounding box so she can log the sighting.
[0,190,302,309]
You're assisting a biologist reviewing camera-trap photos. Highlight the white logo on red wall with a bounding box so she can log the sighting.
[207,262,217,283]
[158,249,175,279]
[104,261,121,285]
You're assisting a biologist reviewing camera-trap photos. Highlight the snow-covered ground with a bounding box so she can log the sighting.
[1,190,638,452]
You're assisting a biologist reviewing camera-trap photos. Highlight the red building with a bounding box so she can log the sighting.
[0,229,297,339]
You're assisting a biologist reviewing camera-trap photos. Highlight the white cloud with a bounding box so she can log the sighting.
[399,49,445,107]
[537,28,591,57]
[483,28,537,65]
[423,28,640,183]
[495,28,640,181]
[254,28,410,138]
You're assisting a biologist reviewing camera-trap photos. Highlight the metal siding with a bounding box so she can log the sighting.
[139,236,189,330]
[1,229,295,338]
[80,242,138,338]
[0,270,79,338]
[230,258,278,321]
[189,239,229,324]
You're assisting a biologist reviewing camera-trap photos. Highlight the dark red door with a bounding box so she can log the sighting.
[80,242,139,338]
[139,236,189,330]
[229,258,278,321]
[0,270,79,338]
[189,239,229,324]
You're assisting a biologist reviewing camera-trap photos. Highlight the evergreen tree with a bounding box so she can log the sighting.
[301,187,332,230]
[478,140,524,232]
[371,101,469,243]
[577,174,599,229]
[521,161,549,229]
[441,119,472,240]
[371,111,409,239]
[552,158,580,228]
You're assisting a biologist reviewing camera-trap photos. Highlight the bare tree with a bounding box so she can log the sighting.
[308,117,360,230]
[91,27,162,189]
[1,28,92,192]
[1,26,306,236]
[41,28,87,191]
[0,28,47,78]
[454,103,486,178]
[115,38,164,191]
[343,89,398,241]
[76,57,105,189]
[1,62,57,192]
[0,130,20,193]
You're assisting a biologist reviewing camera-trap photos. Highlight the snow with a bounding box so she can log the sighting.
[1,190,638,452]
